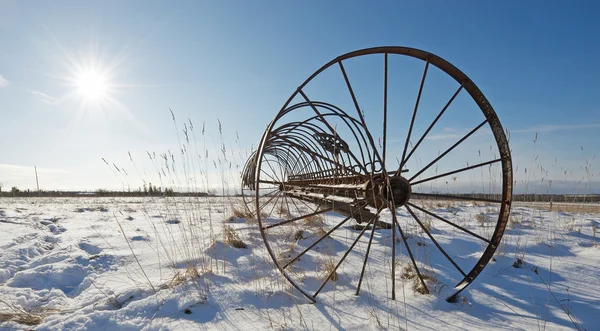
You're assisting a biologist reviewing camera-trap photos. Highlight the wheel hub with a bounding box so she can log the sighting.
[381,176,411,207]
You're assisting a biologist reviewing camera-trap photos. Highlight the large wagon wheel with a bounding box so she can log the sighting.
[242,46,512,303]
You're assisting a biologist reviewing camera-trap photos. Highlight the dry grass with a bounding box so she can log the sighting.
[293,229,305,241]
[223,225,247,249]
[314,226,328,239]
[277,205,291,218]
[161,265,203,289]
[319,257,338,281]
[517,202,600,214]
[399,263,437,295]
[303,214,325,227]
[475,213,486,226]
[0,300,44,326]
[231,205,253,218]
[421,216,433,231]
[0,312,43,326]
[508,215,521,228]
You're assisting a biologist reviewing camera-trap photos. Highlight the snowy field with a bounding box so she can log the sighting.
[1,197,599,330]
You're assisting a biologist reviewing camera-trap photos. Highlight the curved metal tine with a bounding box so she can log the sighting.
[263,207,333,230]
[272,134,365,178]
[383,53,388,166]
[404,205,466,277]
[355,206,386,295]
[406,202,490,243]
[296,90,370,175]
[410,193,502,205]
[410,158,502,186]
[269,132,326,178]
[294,157,317,179]
[281,139,313,177]
[391,206,430,295]
[400,59,430,170]
[314,215,377,298]
[297,89,337,136]
[276,132,333,176]
[282,109,374,170]
[278,113,365,157]
[408,119,489,182]
[274,126,327,164]
[399,83,464,171]
[282,201,369,270]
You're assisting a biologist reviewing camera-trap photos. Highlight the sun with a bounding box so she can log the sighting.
[75,70,108,101]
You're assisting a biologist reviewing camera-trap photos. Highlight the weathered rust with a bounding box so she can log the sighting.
[242,46,513,303]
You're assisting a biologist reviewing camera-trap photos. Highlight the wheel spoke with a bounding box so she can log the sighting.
[400,60,429,169]
[391,207,429,294]
[263,207,332,230]
[266,191,283,217]
[400,83,464,169]
[337,61,379,173]
[392,202,397,300]
[405,205,466,277]
[286,192,306,219]
[410,158,502,186]
[244,188,279,208]
[408,119,488,182]
[314,215,377,298]
[356,206,385,295]
[383,53,388,165]
[282,202,369,269]
[338,61,366,125]
[406,202,490,243]
[265,156,284,183]
[297,89,338,138]
[287,193,318,211]
[256,190,282,210]
[260,168,280,184]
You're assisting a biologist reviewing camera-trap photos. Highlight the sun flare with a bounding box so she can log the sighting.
[75,70,108,101]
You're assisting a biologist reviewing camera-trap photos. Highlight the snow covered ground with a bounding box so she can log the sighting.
[1,197,598,330]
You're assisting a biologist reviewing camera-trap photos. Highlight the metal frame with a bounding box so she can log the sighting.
[242,46,513,303]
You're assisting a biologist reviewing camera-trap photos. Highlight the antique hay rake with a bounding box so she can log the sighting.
[241,46,512,303]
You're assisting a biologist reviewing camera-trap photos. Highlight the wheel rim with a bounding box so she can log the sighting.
[242,46,513,302]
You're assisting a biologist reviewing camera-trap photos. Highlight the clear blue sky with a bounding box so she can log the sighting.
[0,1,599,193]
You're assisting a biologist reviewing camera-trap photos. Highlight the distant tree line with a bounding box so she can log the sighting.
[0,183,213,198]
[411,193,600,203]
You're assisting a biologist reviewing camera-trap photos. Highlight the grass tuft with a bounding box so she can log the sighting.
[223,225,248,249]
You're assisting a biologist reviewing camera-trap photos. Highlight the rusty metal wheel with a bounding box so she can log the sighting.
[242,46,512,303]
